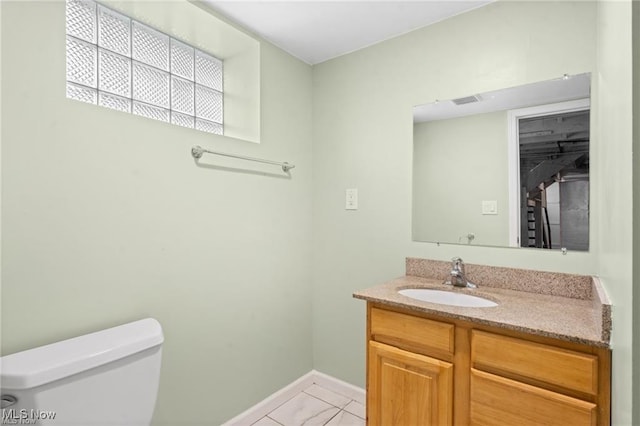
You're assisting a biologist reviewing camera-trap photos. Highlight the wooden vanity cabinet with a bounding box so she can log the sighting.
[366,303,611,426]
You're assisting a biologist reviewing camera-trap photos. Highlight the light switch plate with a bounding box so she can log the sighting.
[346,188,358,210]
[482,200,498,215]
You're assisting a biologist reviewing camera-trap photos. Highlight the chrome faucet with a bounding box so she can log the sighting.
[444,257,477,288]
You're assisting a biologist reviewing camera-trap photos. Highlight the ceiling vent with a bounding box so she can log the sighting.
[452,95,482,105]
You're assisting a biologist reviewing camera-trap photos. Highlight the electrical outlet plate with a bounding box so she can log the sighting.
[482,200,497,215]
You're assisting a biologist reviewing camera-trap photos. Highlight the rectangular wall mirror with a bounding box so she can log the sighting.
[412,73,591,251]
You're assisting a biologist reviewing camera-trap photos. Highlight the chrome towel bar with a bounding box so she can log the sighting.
[191,145,295,173]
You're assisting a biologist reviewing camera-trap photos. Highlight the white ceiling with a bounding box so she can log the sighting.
[201,1,493,65]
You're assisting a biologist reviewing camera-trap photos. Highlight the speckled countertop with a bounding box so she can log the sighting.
[353,258,611,348]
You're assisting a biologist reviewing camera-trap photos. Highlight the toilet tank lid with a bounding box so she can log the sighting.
[0,318,163,390]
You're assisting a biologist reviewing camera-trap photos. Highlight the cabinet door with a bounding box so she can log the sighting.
[470,369,597,426]
[368,341,453,426]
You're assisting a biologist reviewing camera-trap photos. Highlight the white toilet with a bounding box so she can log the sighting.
[0,318,163,425]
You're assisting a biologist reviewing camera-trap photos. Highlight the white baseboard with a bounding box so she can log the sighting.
[222,370,365,425]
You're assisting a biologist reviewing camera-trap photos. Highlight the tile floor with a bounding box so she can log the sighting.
[251,383,365,426]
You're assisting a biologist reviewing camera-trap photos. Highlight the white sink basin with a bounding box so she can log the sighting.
[398,288,498,308]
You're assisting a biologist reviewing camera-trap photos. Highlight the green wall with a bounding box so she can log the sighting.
[594,1,634,422]
[634,2,640,424]
[413,111,509,246]
[0,1,313,424]
[312,1,633,424]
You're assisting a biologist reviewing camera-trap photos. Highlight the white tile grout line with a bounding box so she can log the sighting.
[221,370,365,426]
[265,415,285,426]
[309,370,366,406]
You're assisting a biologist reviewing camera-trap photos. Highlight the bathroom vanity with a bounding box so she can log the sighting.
[354,258,612,426]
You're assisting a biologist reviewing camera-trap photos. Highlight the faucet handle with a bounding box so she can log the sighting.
[451,257,463,269]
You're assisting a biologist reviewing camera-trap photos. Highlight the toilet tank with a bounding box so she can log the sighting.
[0,318,163,426]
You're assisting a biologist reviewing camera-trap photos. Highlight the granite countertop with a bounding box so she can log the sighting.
[353,259,611,348]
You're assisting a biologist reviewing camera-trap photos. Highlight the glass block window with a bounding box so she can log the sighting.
[65,0,223,135]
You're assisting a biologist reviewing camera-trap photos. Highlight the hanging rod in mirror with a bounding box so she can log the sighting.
[191,145,295,173]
